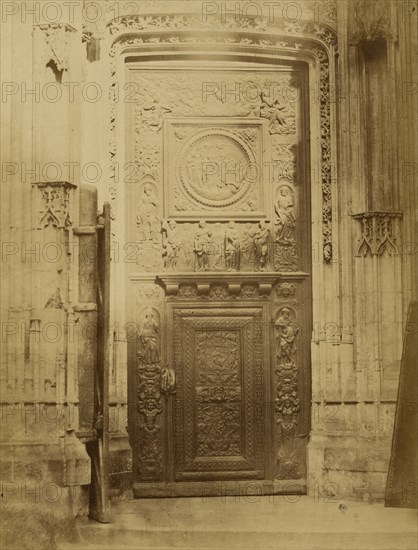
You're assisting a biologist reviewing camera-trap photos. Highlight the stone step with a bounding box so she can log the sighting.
[58,496,418,550]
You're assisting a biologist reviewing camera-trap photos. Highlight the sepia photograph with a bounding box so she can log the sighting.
[0,0,417,548]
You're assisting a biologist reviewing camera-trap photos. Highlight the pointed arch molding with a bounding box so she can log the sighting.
[107,15,338,262]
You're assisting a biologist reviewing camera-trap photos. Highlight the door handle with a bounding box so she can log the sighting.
[161,365,176,394]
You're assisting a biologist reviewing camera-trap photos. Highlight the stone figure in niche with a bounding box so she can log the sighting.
[258,91,288,134]
[253,220,271,271]
[137,183,160,243]
[274,308,298,365]
[194,220,212,271]
[138,308,160,366]
[224,221,240,271]
[275,185,296,244]
[162,219,179,270]
[242,223,256,265]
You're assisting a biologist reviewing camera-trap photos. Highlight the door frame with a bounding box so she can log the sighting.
[105,14,338,497]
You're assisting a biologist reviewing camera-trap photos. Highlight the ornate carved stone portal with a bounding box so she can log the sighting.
[126,58,312,496]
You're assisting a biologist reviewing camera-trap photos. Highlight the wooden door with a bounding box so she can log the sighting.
[126,57,312,497]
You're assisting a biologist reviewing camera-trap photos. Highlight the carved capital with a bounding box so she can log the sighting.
[349,0,396,44]
[352,211,402,257]
[35,23,76,73]
[32,181,76,229]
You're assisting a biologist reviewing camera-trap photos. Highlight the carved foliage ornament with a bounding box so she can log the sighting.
[274,285,301,478]
[108,15,336,263]
[35,24,76,73]
[136,307,163,481]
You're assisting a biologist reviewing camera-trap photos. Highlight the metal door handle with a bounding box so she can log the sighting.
[161,365,176,393]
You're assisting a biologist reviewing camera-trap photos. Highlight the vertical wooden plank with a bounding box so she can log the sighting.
[88,202,111,523]
[385,301,418,508]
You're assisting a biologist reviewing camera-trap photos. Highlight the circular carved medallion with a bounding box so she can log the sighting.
[176,129,256,209]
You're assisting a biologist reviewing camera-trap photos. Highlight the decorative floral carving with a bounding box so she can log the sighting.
[274,305,300,453]
[257,91,296,134]
[352,212,402,256]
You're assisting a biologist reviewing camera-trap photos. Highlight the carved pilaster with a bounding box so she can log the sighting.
[273,285,302,479]
[352,211,402,257]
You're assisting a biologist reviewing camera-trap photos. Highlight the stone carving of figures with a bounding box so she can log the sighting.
[194,220,212,271]
[138,308,160,365]
[253,220,271,271]
[274,308,298,365]
[224,221,240,271]
[162,219,179,270]
[275,185,296,243]
[258,91,288,133]
[137,183,160,243]
[242,223,256,266]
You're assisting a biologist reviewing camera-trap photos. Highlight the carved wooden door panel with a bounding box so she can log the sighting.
[171,307,266,482]
[126,58,312,497]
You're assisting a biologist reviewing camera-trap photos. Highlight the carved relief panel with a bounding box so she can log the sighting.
[126,64,308,274]
[171,307,265,481]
